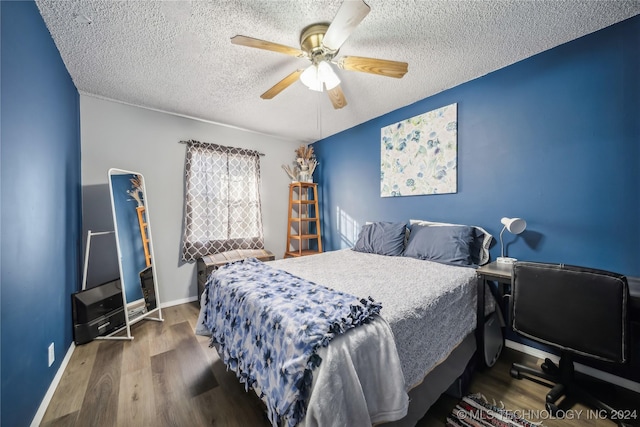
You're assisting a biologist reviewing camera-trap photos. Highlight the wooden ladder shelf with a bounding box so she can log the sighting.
[136,206,152,267]
[285,182,322,258]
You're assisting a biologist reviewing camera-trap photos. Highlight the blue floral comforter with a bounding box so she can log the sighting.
[198,257,382,427]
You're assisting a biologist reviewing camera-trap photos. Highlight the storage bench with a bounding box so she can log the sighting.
[196,249,275,305]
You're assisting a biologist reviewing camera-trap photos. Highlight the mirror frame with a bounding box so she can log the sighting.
[108,168,163,338]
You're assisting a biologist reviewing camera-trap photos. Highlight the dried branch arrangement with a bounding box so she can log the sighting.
[127,175,144,206]
[282,145,318,182]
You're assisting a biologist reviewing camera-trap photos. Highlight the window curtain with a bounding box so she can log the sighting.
[181,140,264,262]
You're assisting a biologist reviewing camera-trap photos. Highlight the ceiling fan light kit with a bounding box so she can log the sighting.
[301,61,341,92]
[231,0,408,109]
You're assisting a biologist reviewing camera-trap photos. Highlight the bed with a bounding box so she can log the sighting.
[196,220,493,427]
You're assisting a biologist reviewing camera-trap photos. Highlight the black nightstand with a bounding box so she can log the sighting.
[476,261,514,368]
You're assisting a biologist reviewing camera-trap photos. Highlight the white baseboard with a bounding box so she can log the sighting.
[505,339,640,393]
[160,295,198,308]
[31,342,76,427]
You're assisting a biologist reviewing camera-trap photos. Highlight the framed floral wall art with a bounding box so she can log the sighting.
[380,103,457,197]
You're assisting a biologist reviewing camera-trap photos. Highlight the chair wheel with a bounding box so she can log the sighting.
[545,402,560,417]
[510,367,521,379]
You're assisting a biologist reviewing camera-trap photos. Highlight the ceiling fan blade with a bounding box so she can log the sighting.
[260,69,304,99]
[327,85,348,109]
[231,35,307,58]
[335,56,408,79]
[321,0,371,52]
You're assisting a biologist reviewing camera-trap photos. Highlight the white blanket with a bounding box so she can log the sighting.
[300,317,409,427]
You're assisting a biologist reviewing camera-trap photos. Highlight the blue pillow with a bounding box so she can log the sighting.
[404,224,475,266]
[353,222,406,256]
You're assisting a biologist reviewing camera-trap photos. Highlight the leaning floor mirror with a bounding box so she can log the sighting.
[109,168,163,339]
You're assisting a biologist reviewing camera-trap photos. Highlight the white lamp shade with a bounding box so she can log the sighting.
[497,217,527,264]
[501,217,527,234]
[300,65,323,92]
[317,61,341,90]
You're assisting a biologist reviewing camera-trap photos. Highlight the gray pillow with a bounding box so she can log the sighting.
[409,219,493,265]
[404,224,475,266]
[353,222,407,256]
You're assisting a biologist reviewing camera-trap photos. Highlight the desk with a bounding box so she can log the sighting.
[476,262,640,377]
[478,262,640,319]
[477,261,512,290]
[476,261,513,368]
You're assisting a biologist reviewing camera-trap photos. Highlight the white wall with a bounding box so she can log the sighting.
[81,95,301,305]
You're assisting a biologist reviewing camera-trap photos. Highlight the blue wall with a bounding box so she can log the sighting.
[1,2,82,426]
[313,16,640,277]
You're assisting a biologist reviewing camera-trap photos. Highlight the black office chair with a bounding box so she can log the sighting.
[509,261,630,425]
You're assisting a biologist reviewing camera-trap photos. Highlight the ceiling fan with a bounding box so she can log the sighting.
[231,0,408,109]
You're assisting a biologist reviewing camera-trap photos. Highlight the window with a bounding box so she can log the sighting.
[181,140,264,262]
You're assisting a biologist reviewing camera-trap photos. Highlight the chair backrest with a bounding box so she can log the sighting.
[512,261,628,363]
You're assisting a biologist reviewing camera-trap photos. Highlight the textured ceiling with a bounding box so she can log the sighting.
[36,0,640,143]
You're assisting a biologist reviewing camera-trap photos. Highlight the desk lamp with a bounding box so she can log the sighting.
[497,217,526,264]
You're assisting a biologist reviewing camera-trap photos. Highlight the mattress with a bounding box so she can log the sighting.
[268,248,479,390]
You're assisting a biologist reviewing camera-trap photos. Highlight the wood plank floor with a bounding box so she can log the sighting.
[41,302,639,427]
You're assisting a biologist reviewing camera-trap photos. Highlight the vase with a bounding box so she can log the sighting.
[298,170,312,183]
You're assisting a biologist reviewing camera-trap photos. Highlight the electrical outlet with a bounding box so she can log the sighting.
[48,343,55,367]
